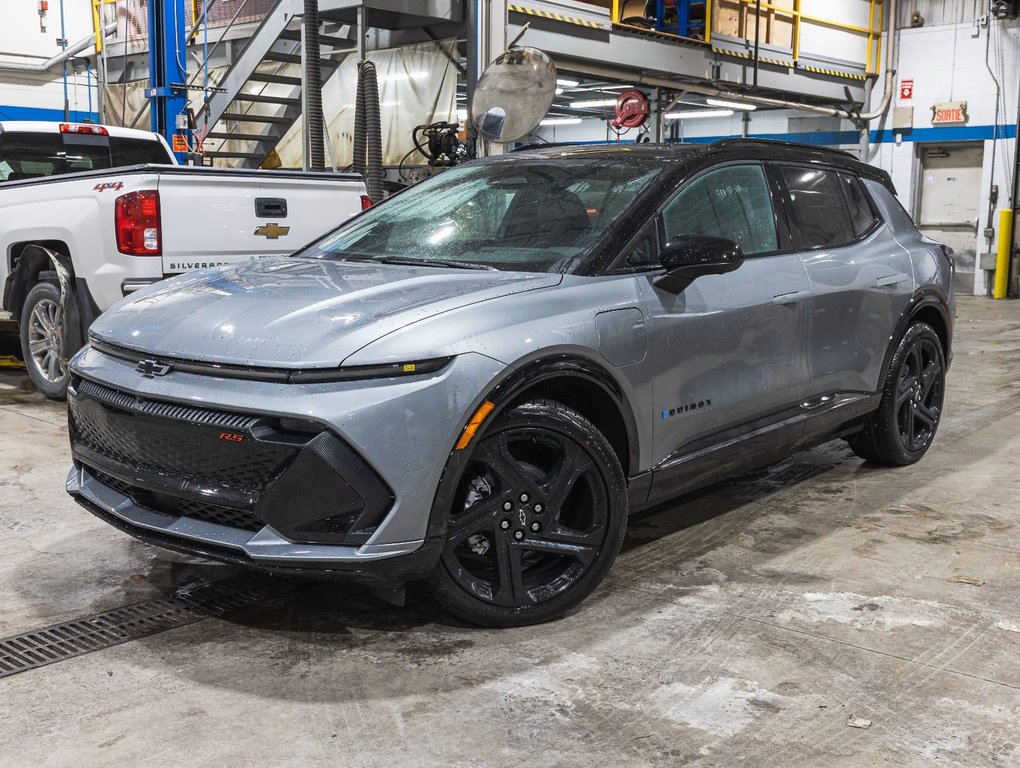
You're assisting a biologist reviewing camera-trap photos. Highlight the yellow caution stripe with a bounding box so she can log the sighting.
[508,4,606,30]
[711,46,791,68]
[801,64,868,81]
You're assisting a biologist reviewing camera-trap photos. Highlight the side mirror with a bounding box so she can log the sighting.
[653,235,745,294]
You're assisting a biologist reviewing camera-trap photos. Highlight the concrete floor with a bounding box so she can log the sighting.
[0,295,1018,767]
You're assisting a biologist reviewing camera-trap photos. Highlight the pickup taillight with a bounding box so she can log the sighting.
[115,190,161,255]
[360,194,373,211]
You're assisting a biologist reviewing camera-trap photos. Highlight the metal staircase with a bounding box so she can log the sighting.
[196,0,355,167]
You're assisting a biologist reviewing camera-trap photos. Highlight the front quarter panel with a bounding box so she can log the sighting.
[344,274,657,473]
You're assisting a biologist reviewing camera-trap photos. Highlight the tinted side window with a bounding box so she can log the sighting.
[662,164,777,256]
[110,137,174,165]
[840,173,878,237]
[779,166,855,249]
[625,221,659,267]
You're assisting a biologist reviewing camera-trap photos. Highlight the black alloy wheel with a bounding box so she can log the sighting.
[848,322,946,466]
[430,399,627,627]
[895,334,944,452]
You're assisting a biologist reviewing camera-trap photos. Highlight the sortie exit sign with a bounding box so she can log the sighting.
[931,101,968,125]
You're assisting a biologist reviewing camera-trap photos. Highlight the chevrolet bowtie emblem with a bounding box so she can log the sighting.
[137,358,173,377]
[254,222,290,239]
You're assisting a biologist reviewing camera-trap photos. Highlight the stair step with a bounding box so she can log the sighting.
[205,132,279,142]
[248,72,303,86]
[264,51,302,64]
[233,93,301,106]
[220,112,293,124]
[278,29,352,47]
[205,151,266,159]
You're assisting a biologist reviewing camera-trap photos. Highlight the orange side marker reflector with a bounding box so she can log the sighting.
[455,400,495,451]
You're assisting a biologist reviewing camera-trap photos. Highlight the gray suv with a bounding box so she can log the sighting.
[66,140,954,627]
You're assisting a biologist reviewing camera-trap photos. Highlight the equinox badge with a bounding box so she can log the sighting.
[137,359,173,377]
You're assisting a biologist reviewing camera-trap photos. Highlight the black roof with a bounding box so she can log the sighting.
[507,138,892,190]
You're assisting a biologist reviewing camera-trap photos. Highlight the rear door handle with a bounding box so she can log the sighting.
[772,290,810,306]
[255,197,288,217]
[876,272,910,288]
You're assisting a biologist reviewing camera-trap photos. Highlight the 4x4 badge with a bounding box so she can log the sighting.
[137,359,173,377]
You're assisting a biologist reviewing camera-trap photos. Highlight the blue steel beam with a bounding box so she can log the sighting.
[146,0,191,161]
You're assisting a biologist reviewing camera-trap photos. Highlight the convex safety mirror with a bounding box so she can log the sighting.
[471,47,558,143]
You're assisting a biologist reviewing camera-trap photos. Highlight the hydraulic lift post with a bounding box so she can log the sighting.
[145,0,191,162]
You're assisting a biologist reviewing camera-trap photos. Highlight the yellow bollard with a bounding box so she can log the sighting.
[994,209,1013,299]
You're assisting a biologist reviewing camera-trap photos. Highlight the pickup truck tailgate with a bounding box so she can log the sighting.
[156,167,365,275]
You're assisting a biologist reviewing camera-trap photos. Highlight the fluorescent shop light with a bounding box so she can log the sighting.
[556,78,580,87]
[540,117,583,126]
[571,98,617,108]
[706,98,757,111]
[663,109,735,120]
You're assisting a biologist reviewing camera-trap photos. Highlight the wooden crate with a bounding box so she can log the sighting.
[712,0,794,49]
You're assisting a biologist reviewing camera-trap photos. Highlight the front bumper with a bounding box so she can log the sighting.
[68,465,441,583]
[66,346,507,578]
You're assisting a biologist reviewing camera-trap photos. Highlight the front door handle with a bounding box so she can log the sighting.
[772,290,810,306]
[876,272,910,288]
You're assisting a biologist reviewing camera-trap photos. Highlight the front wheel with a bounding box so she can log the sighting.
[430,399,628,627]
[20,281,71,400]
[848,322,946,466]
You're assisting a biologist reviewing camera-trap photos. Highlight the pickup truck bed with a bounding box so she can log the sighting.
[1,162,366,398]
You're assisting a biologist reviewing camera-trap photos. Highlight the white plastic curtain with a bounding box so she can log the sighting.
[275,38,459,168]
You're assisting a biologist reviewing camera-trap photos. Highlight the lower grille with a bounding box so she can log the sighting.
[70,377,394,546]
[89,467,263,533]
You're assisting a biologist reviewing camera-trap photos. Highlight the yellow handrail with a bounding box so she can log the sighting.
[91,0,119,54]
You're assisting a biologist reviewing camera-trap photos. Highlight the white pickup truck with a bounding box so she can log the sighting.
[0,121,367,398]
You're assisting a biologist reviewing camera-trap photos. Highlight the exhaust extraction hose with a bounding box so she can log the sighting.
[302,0,325,171]
[354,60,385,203]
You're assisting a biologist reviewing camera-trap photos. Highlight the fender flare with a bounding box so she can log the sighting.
[423,352,642,545]
[877,288,953,387]
[5,244,89,366]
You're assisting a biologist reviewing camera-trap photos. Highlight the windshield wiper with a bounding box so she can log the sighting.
[376,256,497,271]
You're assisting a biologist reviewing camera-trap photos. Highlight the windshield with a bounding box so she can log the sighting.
[299,159,665,273]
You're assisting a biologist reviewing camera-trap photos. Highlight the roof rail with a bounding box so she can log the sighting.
[710,137,855,159]
[511,141,586,152]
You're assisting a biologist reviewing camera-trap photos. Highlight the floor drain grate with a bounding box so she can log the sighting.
[0,572,304,679]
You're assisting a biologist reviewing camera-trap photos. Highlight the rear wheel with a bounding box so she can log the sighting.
[848,322,945,466]
[20,281,71,400]
[430,399,627,627]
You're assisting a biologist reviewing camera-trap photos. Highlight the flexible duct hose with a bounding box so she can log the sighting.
[355,61,385,203]
[303,0,325,171]
[353,64,367,179]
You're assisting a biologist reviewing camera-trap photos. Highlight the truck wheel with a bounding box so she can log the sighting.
[20,281,71,400]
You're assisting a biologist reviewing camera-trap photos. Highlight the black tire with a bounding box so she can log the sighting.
[430,399,628,627]
[19,281,71,400]
[848,322,945,466]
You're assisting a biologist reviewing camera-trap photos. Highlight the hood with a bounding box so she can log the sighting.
[90,258,562,368]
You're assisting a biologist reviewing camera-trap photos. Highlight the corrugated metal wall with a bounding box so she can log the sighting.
[897,0,987,27]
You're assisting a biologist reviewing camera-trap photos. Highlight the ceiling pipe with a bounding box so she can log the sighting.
[558,0,897,132]
[0,22,117,74]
